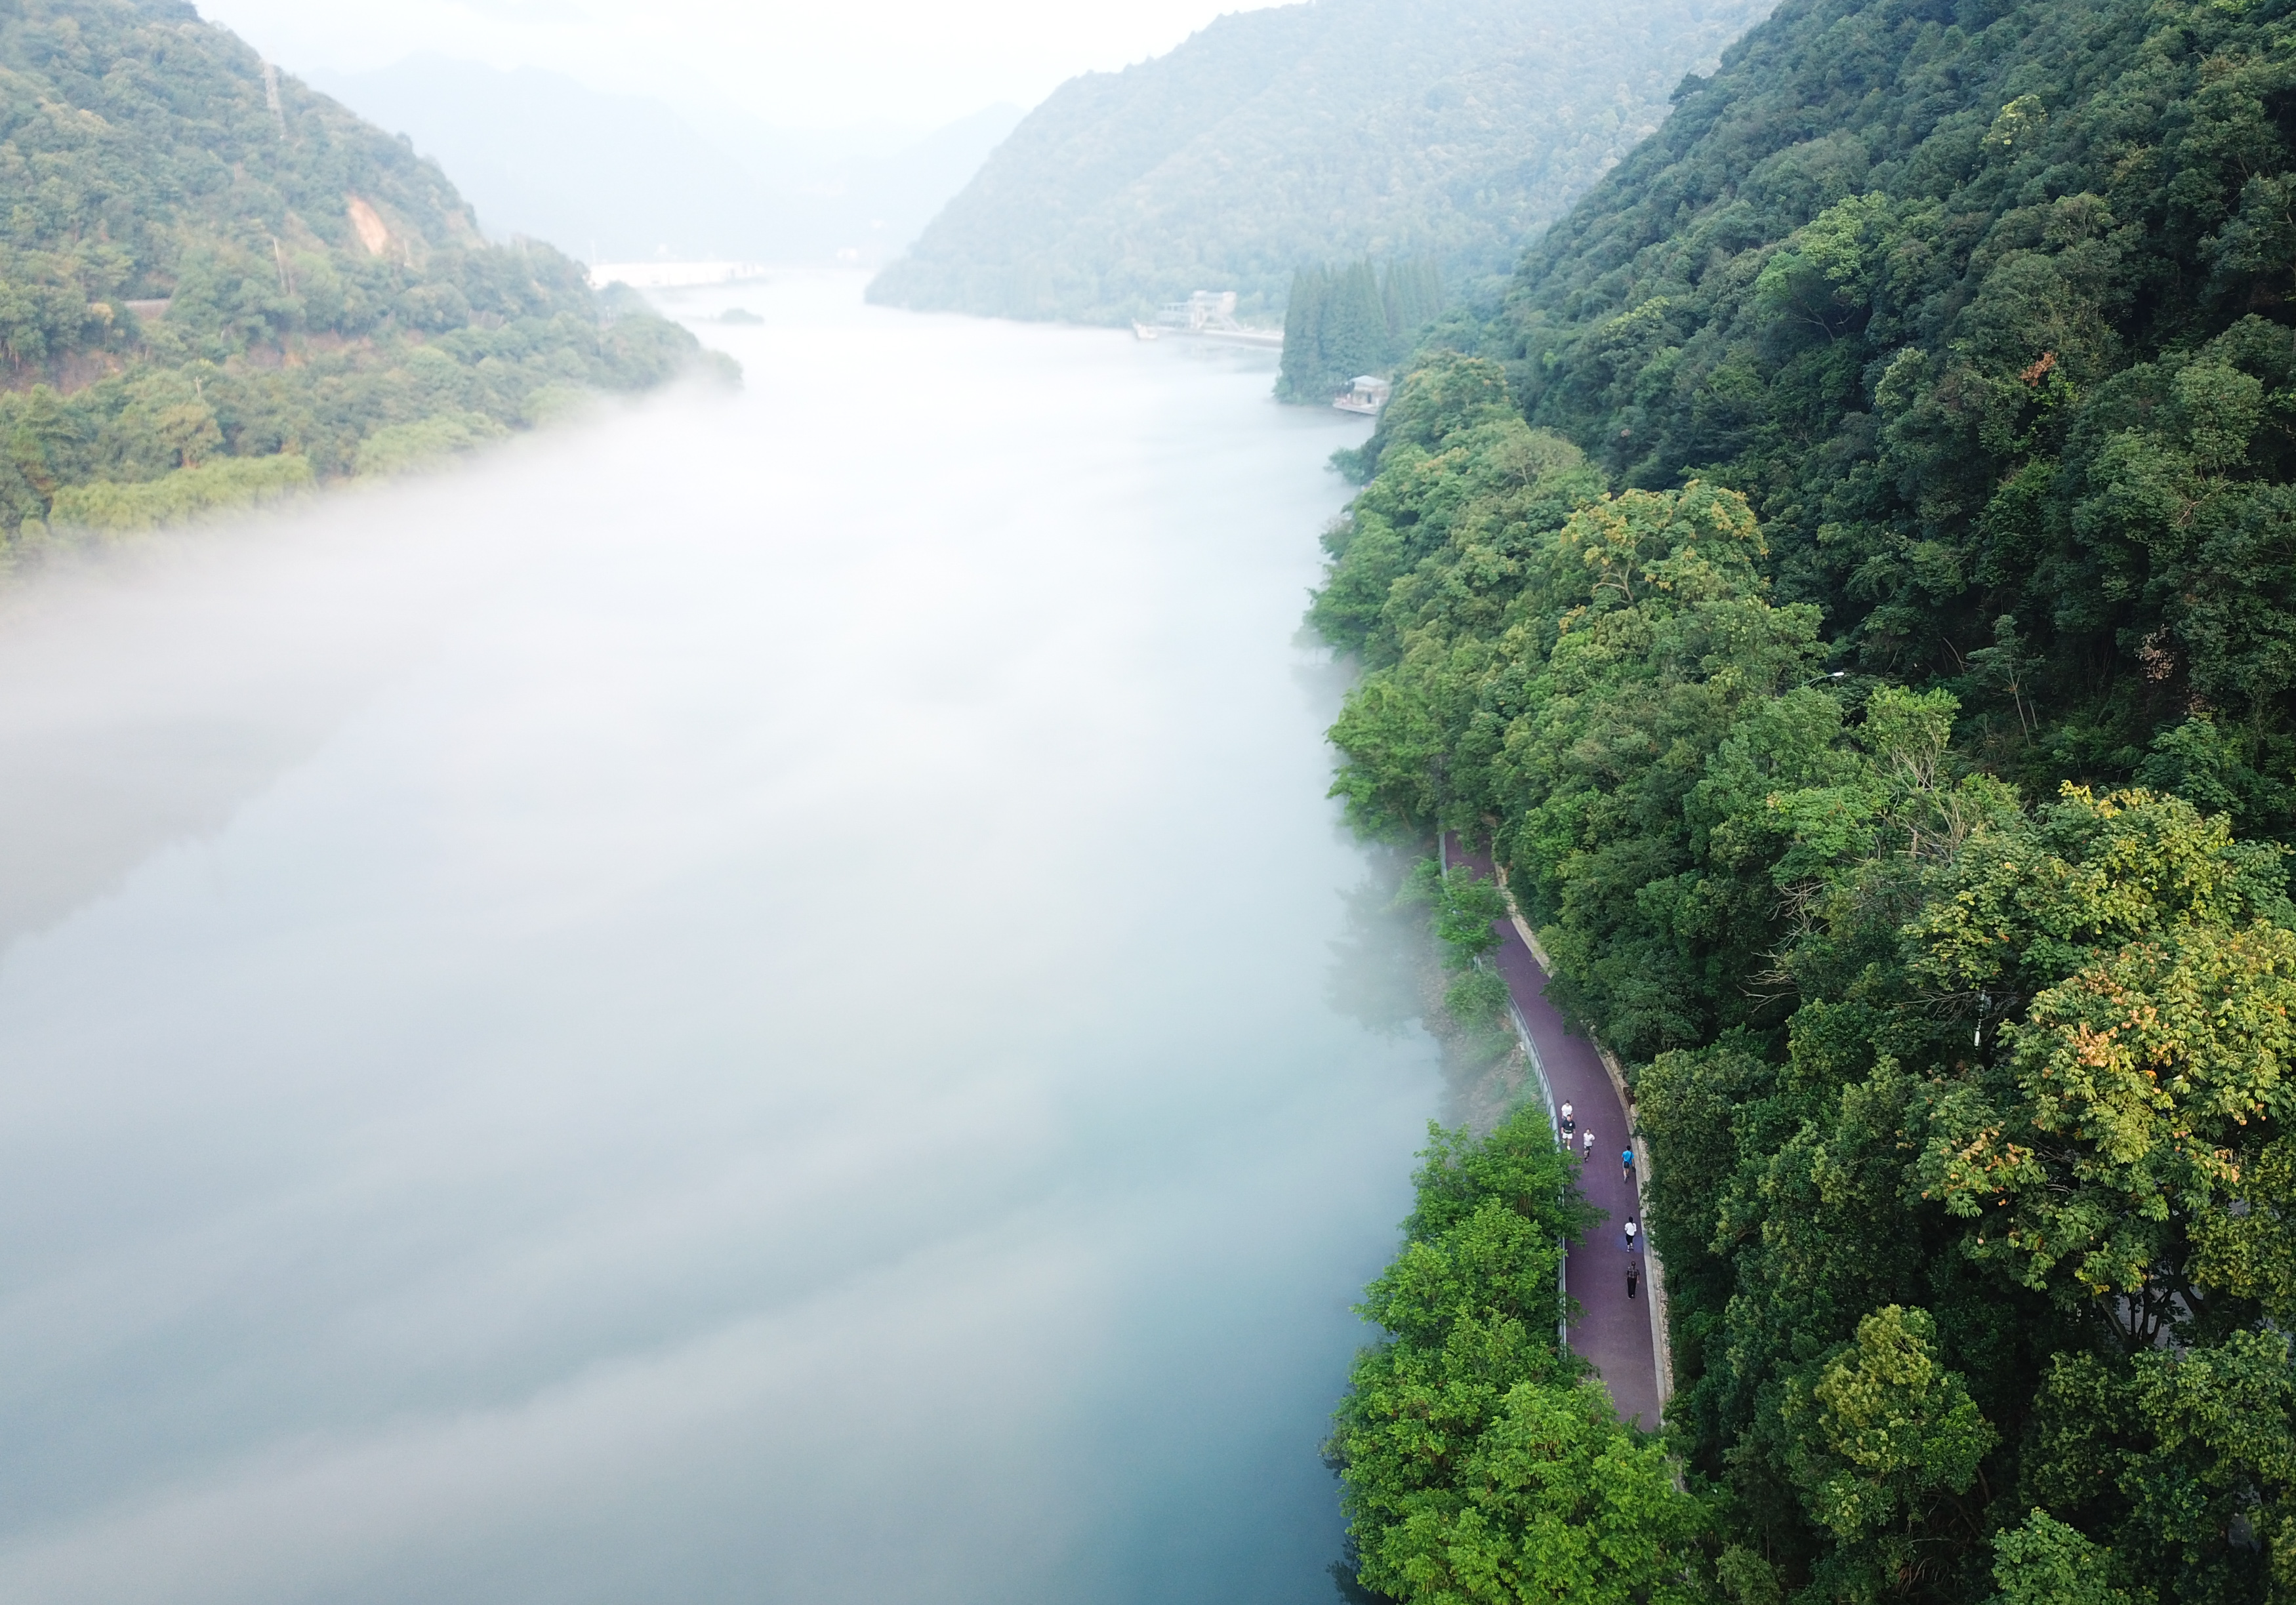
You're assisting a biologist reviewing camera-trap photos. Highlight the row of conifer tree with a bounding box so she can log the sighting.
[1276,257,1443,402]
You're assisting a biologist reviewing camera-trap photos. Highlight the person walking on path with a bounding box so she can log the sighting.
[1622,1147,1635,1186]
[1560,1101,1574,1138]
[1441,832,1661,1427]
[1627,1257,1640,1299]
[1624,1217,1638,1251]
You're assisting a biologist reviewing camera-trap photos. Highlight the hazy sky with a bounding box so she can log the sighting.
[197,0,1288,129]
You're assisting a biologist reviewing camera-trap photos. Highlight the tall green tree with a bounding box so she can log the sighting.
[1319,381,2296,1595]
[1450,0,2296,787]
[1320,260,1390,386]
[1280,265,1331,400]
[1329,1105,1709,1604]
[1383,257,1445,350]
[1315,0,2296,1595]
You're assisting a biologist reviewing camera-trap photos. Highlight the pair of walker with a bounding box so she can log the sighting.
[1562,1103,1636,1184]
[1559,1103,1643,1297]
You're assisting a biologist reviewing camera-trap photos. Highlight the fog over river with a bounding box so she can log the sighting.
[0,273,1448,1604]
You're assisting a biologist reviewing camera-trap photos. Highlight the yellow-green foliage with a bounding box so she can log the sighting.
[1328,1107,1708,1604]
[1324,390,2296,1588]
[48,454,312,533]
[1317,0,2296,1593]
[356,411,506,478]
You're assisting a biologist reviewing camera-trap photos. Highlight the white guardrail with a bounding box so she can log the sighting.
[1439,838,1674,1407]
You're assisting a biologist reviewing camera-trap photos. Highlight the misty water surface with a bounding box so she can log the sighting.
[0,274,1448,1604]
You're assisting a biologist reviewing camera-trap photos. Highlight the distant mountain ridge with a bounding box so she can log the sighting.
[312,57,1023,266]
[868,0,1774,327]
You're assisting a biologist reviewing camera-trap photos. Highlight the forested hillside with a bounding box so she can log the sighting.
[866,0,1772,327]
[0,0,716,551]
[1319,0,2296,1598]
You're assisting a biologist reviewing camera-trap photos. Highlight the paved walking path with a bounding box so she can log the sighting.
[1446,838,1664,1431]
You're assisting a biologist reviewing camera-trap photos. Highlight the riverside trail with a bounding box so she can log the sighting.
[1445,838,1663,1430]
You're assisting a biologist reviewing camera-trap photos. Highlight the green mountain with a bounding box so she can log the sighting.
[866,0,1774,328]
[0,0,718,550]
[1318,0,2296,1596]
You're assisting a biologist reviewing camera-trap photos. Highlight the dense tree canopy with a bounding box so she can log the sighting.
[1328,1105,1710,1605]
[1326,365,2296,1605]
[1318,0,2296,1595]
[1470,0,2296,791]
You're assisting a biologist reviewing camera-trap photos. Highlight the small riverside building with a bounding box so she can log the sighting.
[1154,290,1242,332]
[1334,375,1392,415]
[1138,289,1283,348]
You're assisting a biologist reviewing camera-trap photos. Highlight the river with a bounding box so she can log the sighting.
[0,272,1446,1604]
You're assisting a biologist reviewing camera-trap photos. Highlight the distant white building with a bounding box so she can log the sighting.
[1137,289,1282,348]
[1154,290,1242,332]
[588,260,770,290]
[1334,375,1393,415]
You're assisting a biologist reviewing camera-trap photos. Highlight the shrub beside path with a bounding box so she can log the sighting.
[1445,837,1667,1431]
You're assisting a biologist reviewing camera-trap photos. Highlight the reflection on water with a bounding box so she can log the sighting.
[0,273,1445,1605]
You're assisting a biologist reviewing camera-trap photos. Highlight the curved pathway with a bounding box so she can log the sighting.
[1445,838,1664,1431]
